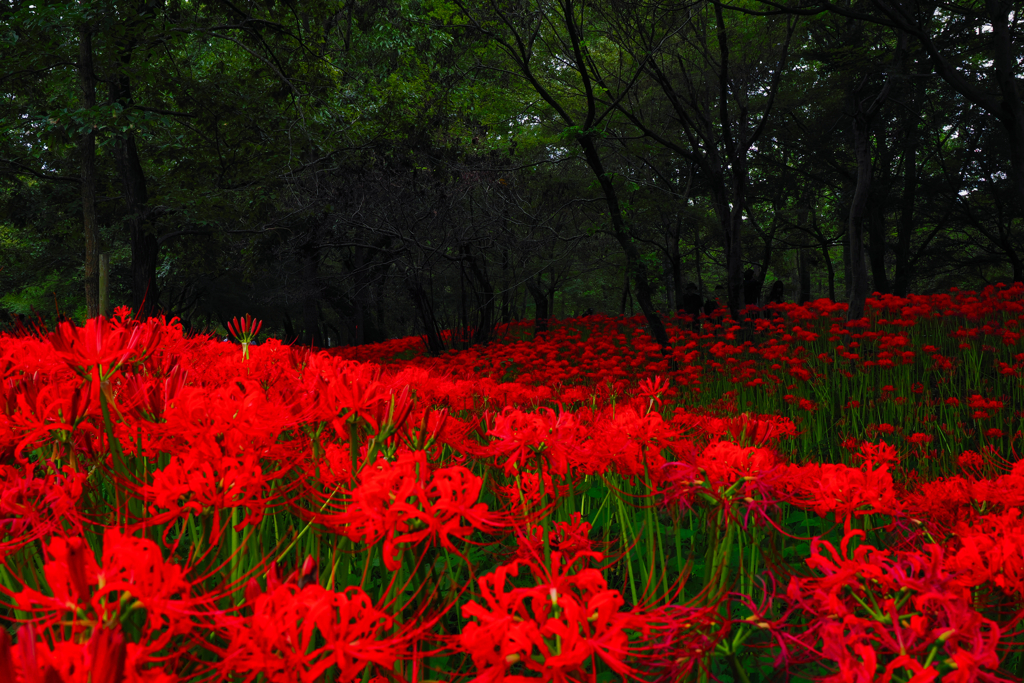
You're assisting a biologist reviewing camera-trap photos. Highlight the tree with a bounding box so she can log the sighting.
[450,0,673,350]
[602,0,796,319]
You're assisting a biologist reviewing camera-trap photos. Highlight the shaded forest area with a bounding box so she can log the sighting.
[2,0,1022,350]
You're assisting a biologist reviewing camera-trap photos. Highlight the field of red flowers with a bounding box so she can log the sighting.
[1,285,1023,682]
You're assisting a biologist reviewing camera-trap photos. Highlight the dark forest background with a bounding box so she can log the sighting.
[2,0,1022,350]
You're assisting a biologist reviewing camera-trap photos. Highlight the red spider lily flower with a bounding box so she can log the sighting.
[226,314,262,344]
[494,469,568,521]
[119,366,187,423]
[663,440,781,495]
[217,583,403,681]
[14,529,197,663]
[485,407,576,477]
[460,551,644,682]
[661,440,785,528]
[968,395,1004,412]
[590,406,673,481]
[6,622,178,683]
[314,360,388,426]
[947,507,1024,596]
[854,440,900,468]
[140,437,278,543]
[48,317,161,380]
[696,413,797,447]
[636,375,671,409]
[302,447,502,571]
[0,465,87,550]
[780,462,899,530]
[958,450,985,475]
[513,512,596,564]
[4,377,101,465]
[798,398,817,412]
[781,532,1010,683]
[641,603,735,683]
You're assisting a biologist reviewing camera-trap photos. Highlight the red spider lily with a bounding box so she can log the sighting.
[780,532,1011,683]
[459,551,645,682]
[781,462,900,530]
[641,603,732,683]
[139,437,278,543]
[946,507,1024,596]
[216,583,404,681]
[118,365,187,422]
[48,317,160,380]
[494,469,566,521]
[2,622,181,683]
[636,375,671,409]
[854,440,900,468]
[4,377,100,465]
[661,440,784,525]
[227,314,263,360]
[512,513,596,564]
[485,407,581,478]
[590,406,672,481]
[694,413,797,447]
[0,464,87,550]
[13,531,197,657]
[300,447,502,570]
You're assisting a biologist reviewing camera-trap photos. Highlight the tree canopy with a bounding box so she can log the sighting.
[1,0,1021,344]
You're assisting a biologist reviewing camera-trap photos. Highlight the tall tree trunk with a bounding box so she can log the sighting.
[500,250,511,324]
[668,217,684,311]
[301,245,322,346]
[795,199,812,304]
[867,196,890,294]
[463,244,496,345]
[577,135,670,350]
[351,246,368,345]
[115,131,157,317]
[526,279,549,337]
[986,0,1024,204]
[79,25,100,318]
[110,72,158,317]
[408,278,444,355]
[847,34,904,319]
[893,83,921,297]
[848,111,874,320]
[707,179,744,319]
[797,249,812,304]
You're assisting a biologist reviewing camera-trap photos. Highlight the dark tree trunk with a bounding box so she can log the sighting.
[301,245,322,346]
[795,199,812,304]
[751,212,779,306]
[500,251,511,324]
[893,87,921,297]
[867,195,890,295]
[463,244,496,345]
[668,216,684,312]
[707,180,744,319]
[282,311,297,343]
[408,279,444,355]
[110,71,158,318]
[351,246,368,346]
[798,249,812,304]
[987,0,1024,207]
[576,134,670,350]
[527,279,549,337]
[848,110,874,320]
[78,25,100,318]
[847,34,904,319]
